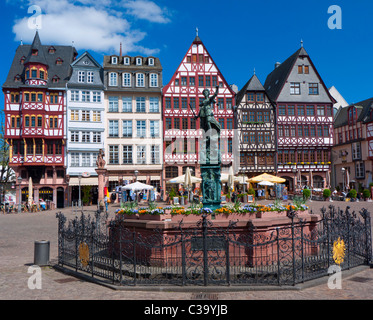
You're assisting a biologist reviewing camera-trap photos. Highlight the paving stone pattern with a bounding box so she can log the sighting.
[1,200,373,300]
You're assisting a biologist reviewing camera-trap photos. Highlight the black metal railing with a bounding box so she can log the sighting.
[56,205,372,287]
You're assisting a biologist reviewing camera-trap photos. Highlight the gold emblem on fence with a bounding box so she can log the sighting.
[78,242,89,267]
[333,237,346,265]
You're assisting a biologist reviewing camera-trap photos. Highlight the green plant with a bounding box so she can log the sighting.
[168,188,177,200]
[247,188,255,195]
[293,195,306,207]
[82,186,91,205]
[323,189,331,199]
[363,189,371,199]
[348,189,357,199]
[302,188,311,200]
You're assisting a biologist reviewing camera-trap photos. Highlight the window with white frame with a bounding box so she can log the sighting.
[123,57,130,65]
[111,56,118,64]
[122,120,132,137]
[151,145,160,164]
[78,71,85,83]
[290,82,301,95]
[136,57,142,65]
[87,71,94,83]
[109,120,119,137]
[92,111,101,122]
[122,73,131,87]
[71,131,79,142]
[92,152,98,166]
[136,97,146,112]
[150,120,159,137]
[81,153,90,166]
[81,132,90,143]
[92,132,101,143]
[92,91,101,102]
[148,58,154,66]
[81,91,90,102]
[352,142,361,160]
[109,72,118,86]
[108,96,119,112]
[70,110,79,121]
[123,145,133,164]
[109,145,119,164]
[71,90,79,101]
[71,153,79,167]
[137,120,146,137]
[149,97,159,112]
[150,73,158,87]
[355,161,365,179]
[137,145,146,164]
[136,73,145,87]
[81,110,90,121]
[122,97,132,112]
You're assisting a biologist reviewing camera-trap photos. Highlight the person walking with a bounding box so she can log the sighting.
[104,195,108,212]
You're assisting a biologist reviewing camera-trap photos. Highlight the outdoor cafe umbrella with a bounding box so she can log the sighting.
[258,180,274,199]
[184,167,193,202]
[227,166,234,191]
[248,173,286,184]
[28,177,33,206]
[168,174,202,184]
[122,181,154,191]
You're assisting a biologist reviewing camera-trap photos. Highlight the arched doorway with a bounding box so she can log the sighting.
[39,187,53,202]
[313,175,324,189]
[57,187,65,208]
[282,176,294,192]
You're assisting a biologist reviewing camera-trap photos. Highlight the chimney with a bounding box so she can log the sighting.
[119,42,122,57]
[275,62,281,69]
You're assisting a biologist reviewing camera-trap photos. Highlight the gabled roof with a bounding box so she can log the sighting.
[71,51,102,69]
[236,74,265,105]
[334,97,373,128]
[24,31,48,66]
[264,47,308,101]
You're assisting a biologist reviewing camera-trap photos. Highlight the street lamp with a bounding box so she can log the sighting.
[341,167,346,193]
[134,170,139,182]
[17,176,22,213]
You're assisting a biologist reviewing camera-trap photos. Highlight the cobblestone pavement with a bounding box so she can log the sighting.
[1,200,373,300]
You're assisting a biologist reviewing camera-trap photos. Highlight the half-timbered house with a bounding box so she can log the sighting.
[264,44,336,191]
[162,34,236,195]
[235,73,277,176]
[2,31,77,208]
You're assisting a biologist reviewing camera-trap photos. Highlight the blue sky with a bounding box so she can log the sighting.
[1,0,372,105]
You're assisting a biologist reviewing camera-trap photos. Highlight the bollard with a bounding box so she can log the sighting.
[34,240,50,266]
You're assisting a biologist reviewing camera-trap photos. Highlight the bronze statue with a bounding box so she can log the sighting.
[195,85,221,134]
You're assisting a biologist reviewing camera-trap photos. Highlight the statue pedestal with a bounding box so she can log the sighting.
[201,164,221,211]
[95,168,107,202]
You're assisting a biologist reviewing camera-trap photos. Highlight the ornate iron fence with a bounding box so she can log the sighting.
[56,206,372,287]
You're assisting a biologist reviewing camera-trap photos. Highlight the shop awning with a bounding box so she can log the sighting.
[69,177,98,186]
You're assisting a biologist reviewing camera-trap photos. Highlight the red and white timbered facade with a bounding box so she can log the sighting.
[2,31,77,208]
[162,36,235,192]
[264,46,336,191]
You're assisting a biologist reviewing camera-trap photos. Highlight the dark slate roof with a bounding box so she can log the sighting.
[24,31,48,66]
[103,55,162,70]
[236,74,265,105]
[334,97,373,128]
[3,32,78,89]
[263,47,308,101]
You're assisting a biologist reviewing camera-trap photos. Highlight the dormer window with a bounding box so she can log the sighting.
[148,58,154,66]
[32,49,38,56]
[348,106,357,126]
[14,75,21,82]
[48,46,56,54]
[136,57,142,66]
[111,56,118,64]
[56,57,63,65]
[123,57,130,65]
[52,75,60,83]
[20,56,26,64]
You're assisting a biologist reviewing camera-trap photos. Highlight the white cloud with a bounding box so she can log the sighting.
[11,0,171,55]
[121,0,171,23]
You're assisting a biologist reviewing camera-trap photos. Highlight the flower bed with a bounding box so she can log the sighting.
[115,202,309,221]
